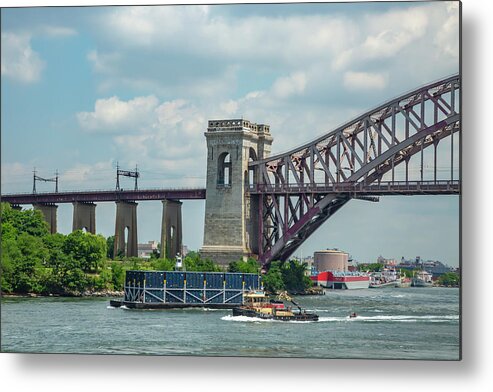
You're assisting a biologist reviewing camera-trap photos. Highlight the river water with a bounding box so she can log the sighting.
[0,287,460,360]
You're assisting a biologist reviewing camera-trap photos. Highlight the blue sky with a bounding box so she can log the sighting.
[1,1,460,266]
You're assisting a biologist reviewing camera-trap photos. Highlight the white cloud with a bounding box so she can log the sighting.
[219,100,239,116]
[87,50,121,74]
[1,32,45,83]
[60,161,113,184]
[434,2,460,59]
[104,5,210,47]
[41,26,77,37]
[363,7,429,56]
[343,71,388,91]
[77,95,159,132]
[271,72,307,99]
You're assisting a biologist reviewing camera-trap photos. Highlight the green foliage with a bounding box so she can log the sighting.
[262,259,312,294]
[89,268,114,291]
[1,204,108,295]
[228,257,260,273]
[110,262,125,289]
[437,272,460,287]
[1,203,49,237]
[184,251,222,272]
[106,235,115,259]
[63,230,107,272]
[262,261,285,293]
[150,258,176,271]
[357,263,384,272]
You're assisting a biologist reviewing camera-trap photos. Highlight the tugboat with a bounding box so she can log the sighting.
[232,290,319,321]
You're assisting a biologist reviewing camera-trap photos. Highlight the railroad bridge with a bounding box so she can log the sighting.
[1,74,460,269]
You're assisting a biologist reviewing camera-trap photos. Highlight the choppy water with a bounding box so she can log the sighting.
[0,287,460,360]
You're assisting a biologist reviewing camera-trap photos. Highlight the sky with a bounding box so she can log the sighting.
[1,1,460,266]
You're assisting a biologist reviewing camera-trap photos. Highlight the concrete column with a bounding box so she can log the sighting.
[161,199,183,260]
[114,201,138,258]
[72,202,96,234]
[33,203,58,234]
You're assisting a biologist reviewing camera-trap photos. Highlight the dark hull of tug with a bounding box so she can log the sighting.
[232,307,319,321]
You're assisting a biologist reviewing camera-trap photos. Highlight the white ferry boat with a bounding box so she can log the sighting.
[369,267,401,288]
[411,270,433,287]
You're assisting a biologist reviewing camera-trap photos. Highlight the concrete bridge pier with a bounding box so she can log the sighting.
[72,202,96,234]
[114,201,138,258]
[161,199,183,260]
[33,203,58,234]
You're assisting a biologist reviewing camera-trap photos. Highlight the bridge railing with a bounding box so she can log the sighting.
[248,180,460,194]
[0,186,207,197]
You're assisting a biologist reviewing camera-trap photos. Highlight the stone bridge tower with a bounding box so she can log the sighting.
[200,119,273,267]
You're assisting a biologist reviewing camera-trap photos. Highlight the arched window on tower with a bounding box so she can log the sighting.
[248,148,257,188]
[217,152,232,187]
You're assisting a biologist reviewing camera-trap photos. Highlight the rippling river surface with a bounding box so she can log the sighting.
[1,287,460,360]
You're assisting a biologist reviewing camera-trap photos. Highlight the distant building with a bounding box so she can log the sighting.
[397,256,454,277]
[137,241,159,259]
[377,255,397,265]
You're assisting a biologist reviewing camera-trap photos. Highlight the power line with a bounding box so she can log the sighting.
[32,168,59,194]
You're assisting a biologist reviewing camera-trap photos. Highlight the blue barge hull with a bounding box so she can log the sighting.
[110,270,262,309]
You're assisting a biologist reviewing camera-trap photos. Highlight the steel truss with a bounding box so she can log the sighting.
[249,74,461,267]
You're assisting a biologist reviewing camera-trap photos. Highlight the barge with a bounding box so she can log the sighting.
[110,270,262,309]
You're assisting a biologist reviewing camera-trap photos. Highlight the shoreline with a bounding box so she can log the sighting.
[1,285,459,299]
[1,290,124,299]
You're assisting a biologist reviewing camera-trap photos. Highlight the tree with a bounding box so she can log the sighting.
[9,233,49,293]
[228,257,260,273]
[106,235,115,259]
[262,261,285,293]
[63,230,107,272]
[437,272,460,287]
[1,203,49,238]
[150,258,176,271]
[280,259,312,293]
[1,204,50,293]
[184,251,222,272]
[110,262,125,290]
[358,263,384,272]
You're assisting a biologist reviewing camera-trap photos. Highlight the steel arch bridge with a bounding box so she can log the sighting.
[248,74,461,267]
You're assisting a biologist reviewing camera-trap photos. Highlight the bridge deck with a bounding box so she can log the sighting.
[1,188,206,205]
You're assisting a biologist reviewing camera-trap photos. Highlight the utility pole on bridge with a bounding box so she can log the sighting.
[32,168,59,194]
[115,163,140,191]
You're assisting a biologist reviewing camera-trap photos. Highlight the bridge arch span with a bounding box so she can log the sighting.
[249,74,461,267]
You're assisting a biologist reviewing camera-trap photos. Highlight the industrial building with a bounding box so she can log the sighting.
[313,249,349,272]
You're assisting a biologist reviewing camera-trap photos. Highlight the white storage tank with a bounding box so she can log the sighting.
[314,249,349,272]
